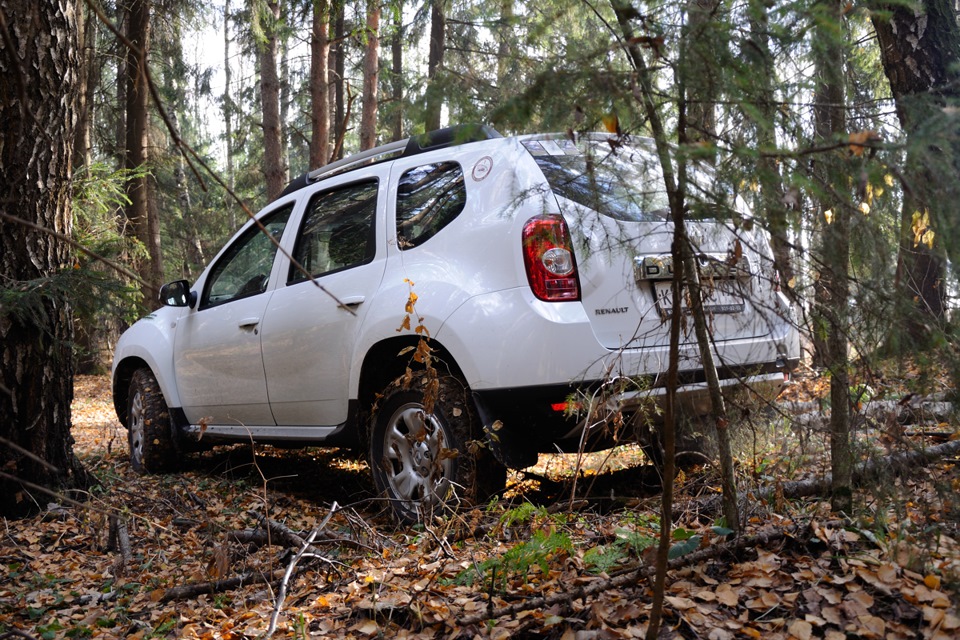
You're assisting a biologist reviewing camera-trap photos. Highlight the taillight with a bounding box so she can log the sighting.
[522,214,580,301]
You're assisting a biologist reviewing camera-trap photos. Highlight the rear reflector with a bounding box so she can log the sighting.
[522,214,580,302]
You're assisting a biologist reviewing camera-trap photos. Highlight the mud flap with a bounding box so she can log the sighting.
[471,391,539,469]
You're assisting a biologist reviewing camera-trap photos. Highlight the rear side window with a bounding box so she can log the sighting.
[289,180,379,283]
[396,162,466,249]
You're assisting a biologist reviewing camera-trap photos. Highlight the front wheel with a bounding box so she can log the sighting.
[127,368,178,474]
[368,372,504,524]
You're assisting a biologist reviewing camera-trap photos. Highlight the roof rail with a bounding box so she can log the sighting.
[276,124,501,200]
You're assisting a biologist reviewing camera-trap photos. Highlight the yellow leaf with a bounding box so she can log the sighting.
[824,209,834,225]
[601,112,620,134]
[924,574,942,590]
[848,130,880,156]
[859,201,870,215]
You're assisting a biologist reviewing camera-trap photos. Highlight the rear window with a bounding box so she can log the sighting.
[525,139,668,222]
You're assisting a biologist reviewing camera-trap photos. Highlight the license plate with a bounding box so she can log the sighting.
[653,280,744,317]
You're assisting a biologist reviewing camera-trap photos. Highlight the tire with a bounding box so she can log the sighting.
[127,368,178,474]
[368,371,504,524]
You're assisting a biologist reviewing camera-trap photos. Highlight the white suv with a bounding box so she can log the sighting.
[112,126,799,522]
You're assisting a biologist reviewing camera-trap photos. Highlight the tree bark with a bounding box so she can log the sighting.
[310,0,331,168]
[424,0,446,132]
[124,0,162,305]
[73,2,96,169]
[331,0,345,159]
[359,0,380,150]
[872,1,960,347]
[0,0,90,518]
[259,0,286,200]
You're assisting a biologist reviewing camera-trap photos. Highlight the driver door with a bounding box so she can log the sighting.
[173,205,293,426]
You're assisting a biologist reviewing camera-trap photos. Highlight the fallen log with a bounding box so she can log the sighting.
[160,569,287,602]
[694,437,960,516]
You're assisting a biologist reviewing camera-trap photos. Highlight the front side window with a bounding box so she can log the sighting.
[396,162,466,249]
[289,180,379,284]
[202,206,292,309]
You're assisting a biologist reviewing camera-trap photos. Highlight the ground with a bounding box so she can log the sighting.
[1,371,959,639]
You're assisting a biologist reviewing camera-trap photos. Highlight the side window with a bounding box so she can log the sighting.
[202,206,293,309]
[396,162,466,249]
[289,180,379,284]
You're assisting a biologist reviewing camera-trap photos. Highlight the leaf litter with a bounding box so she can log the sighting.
[0,373,958,638]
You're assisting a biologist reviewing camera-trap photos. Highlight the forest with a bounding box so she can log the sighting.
[1,0,960,637]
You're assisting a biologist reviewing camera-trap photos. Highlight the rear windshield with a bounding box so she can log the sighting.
[524,138,669,222]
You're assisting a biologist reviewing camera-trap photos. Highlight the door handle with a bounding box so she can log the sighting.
[238,317,261,329]
[338,296,365,309]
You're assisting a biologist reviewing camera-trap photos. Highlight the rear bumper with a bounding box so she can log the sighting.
[472,358,796,467]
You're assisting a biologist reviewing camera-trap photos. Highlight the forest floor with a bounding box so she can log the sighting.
[2,366,960,639]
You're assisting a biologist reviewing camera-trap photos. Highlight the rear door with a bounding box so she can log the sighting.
[260,168,389,426]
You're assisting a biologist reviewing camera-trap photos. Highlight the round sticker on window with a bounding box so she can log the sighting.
[472,156,493,182]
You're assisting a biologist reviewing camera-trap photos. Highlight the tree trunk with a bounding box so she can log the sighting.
[279,0,290,179]
[259,0,286,200]
[390,9,403,141]
[496,0,513,93]
[424,0,446,132]
[0,0,90,518]
[678,0,740,530]
[872,1,960,347]
[223,0,236,229]
[73,3,95,169]
[359,0,380,150]
[610,4,686,637]
[115,5,127,166]
[811,0,853,514]
[684,0,719,154]
[742,0,794,287]
[124,0,162,306]
[331,0,345,159]
[310,0,331,168]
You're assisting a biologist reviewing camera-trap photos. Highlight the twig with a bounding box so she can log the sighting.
[107,515,133,576]
[0,629,42,640]
[264,502,338,638]
[0,212,145,285]
[0,436,61,473]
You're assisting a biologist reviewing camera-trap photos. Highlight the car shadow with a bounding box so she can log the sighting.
[184,444,669,521]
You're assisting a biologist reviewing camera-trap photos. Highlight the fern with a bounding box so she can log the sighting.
[456,530,574,592]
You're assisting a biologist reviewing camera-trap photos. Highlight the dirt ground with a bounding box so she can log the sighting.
[1,373,959,638]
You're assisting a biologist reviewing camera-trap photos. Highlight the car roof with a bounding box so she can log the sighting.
[277,124,503,200]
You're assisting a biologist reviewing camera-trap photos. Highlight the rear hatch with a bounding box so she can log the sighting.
[522,134,773,351]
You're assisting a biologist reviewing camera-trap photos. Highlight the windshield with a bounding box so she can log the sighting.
[524,136,724,222]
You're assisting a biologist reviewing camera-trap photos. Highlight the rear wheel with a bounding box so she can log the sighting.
[369,371,505,523]
[127,368,178,474]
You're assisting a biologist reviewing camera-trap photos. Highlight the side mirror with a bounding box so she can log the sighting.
[158,280,197,308]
